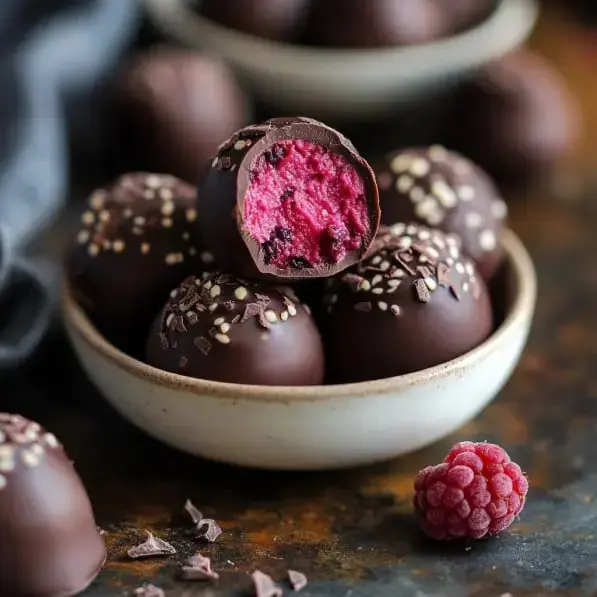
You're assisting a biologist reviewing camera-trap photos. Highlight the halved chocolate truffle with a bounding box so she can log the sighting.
[110,47,249,184]
[322,223,493,383]
[374,146,507,281]
[146,272,325,386]
[200,0,310,42]
[198,117,380,281]
[444,49,581,188]
[67,172,212,354]
[304,0,447,48]
[0,413,106,597]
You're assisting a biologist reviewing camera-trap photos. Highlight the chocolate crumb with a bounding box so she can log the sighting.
[133,584,165,597]
[184,499,203,524]
[180,553,219,581]
[252,570,283,597]
[197,518,222,543]
[255,293,271,305]
[127,531,176,559]
[241,302,266,325]
[288,570,308,592]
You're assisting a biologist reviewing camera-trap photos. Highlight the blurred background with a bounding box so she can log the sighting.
[0,0,595,368]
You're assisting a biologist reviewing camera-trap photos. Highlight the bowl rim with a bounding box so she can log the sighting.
[138,0,539,69]
[62,228,537,401]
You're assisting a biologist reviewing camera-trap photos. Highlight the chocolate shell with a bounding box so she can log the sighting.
[322,223,493,383]
[0,413,106,597]
[197,117,380,282]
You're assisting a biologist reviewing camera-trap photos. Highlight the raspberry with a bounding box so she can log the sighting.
[414,441,529,540]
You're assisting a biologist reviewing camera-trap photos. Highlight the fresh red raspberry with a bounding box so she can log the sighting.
[414,441,529,540]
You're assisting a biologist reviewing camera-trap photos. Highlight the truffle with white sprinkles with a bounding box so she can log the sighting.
[374,146,507,282]
[322,223,493,382]
[0,414,106,597]
[67,172,214,354]
[145,272,325,385]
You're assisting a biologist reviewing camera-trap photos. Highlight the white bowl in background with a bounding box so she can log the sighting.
[139,0,538,120]
[62,230,536,471]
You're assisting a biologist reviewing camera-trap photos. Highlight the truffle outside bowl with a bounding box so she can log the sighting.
[62,230,536,471]
[139,0,538,120]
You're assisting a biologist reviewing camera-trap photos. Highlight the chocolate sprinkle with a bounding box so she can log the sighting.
[288,570,308,592]
[180,553,219,581]
[252,570,284,597]
[127,531,176,559]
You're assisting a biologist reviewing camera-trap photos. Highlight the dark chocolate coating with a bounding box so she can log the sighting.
[322,223,493,383]
[146,273,325,386]
[0,414,106,597]
[444,49,581,188]
[110,47,249,184]
[67,173,212,355]
[304,0,446,48]
[200,0,310,42]
[374,146,507,281]
[197,117,380,281]
[441,0,496,33]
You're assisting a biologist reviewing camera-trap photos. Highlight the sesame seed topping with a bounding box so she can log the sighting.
[214,317,225,326]
[389,154,413,174]
[428,145,448,161]
[81,211,95,225]
[281,311,289,321]
[234,287,248,300]
[287,304,297,317]
[409,158,430,177]
[396,175,415,193]
[99,210,110,223]
[234,140,247,150]
[215,334,230,344]
[265,310,278,323]
[146,175,162,189]
[210,285,221,298]
[89,192,105,210]
[378,301,388,311]
[113,240,125,253]
[372,288,384,295]
[431,180,458,208]
[77,230,90,244]
[134,216,146,226]
[371,255,382,265]
[159,187,174,201]
[479,230,497,251]
[458,185,475,201]
[161,202,175,216]
[410,187,425,203]
[371,275,383,287]
[465,212,484,229]
[87,244,100,257]
[43,433,58,448]
[22,451,39,467]
[141,243,151,254]
[387,279,401,288]
[455,262,465,274]
[220,323,231,334]
[162,218,173,228]
[186,209,197,223]
[390,223,405,236]
[143,189,155,200]
[209,303,218,312]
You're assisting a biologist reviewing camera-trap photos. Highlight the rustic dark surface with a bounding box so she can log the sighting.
[3,5,597,597]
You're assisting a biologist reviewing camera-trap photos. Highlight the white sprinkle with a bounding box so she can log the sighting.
[77,230,90,244]
[449,246,460,260]
[387,279,401,288]
[418,229,431,241]
[410,187,425,203]
[465,262,475,276]
[391,269,405,279]
[389,153,413,174]
[220,323,231,334]
[234,287,248,300]
[22,451,39,467]
[281,311,289,321]
[43,433,59,448]
[428,145,448,161]
[234,140,246,151]
[426,247,440,259]
[143,189,155,200]
[141,243,151,254]
[479,230,497,251]
[287,304,297,317]
[209,303,218,312]
[390,305,401,316]
[186,209,197,223]
[431,180,458,208]
[203,280,213,290]
[462,282,470,292]
[378,301,388,311]
[161,202,175,216]
[81,211,95,225]
[210,285,221,298]
[390,223,405,236]
[458,185,475,201]
[159,187,174,201]
[415,198,440,223]
[146,175,162,189]
[398,236,412,250]
[455,262,466,274]
[0,475,6,490]
[371,275,383,287]
[113,240,125,253]
[31,444,44,456]
[465,212,484,229]
[89,192,105,210]
[492,199,508,219]
[424,277,438,291]
[134,216,146,226]
[99,210,110,223]
[380,261,391,271]
[406,225,418,235]
[214,317,225,326]
[265,310,278,323]
[215,334,230,344]
[371,255,382,265]
[170,289,179,298]
[396,175,415,193]
[409,158,430,177]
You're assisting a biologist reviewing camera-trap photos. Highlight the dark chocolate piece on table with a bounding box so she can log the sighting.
[303,0,447,48]
[0,413,106,597]
[66,172,213,356]
[146,272,325,386]
[197,518,223,543]
[180,553,220,580]
[200,0,310,42]
[184,498,203,524]
[127,530,177,559]
[198,117,380,281]
[252,570,284,597]
[288,569,308,592]
[322,223,493,383]
[374,145,507,281]
[110,46,249,184]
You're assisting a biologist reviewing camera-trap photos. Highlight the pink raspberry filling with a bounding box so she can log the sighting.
[243,139,370,270]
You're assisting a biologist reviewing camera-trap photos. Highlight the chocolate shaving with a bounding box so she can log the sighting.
[255,293,272,305]
[231,314,241,324]
[252,570,283,597]
[172,315,187,333]
[194,336,212,355]
[394,252,416,275]
[184,499,203,524]
[186,311,199,325]
[223,300,236,311]
[354,302,372,312]
[179,292,201,312]
[127,531,176,559]
[133,584,165,597]
[180,553,219,581]
[288,570,308,592]
[414,279,431,303]
[242,302,266,325]
[197,519,222,543]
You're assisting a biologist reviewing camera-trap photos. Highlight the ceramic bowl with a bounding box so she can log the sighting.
[139,0,539,120]
[63,230,536,471]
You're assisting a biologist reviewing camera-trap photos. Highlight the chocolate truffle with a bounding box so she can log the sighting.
[322,223,493,383]
[146,272,325,386]
[444,49,581,188]
[304,0,446,48]
[375,146,507,281]
[198,117,380,281]
[67,172,211,354]
[110,47,249,184]
[200,0,310,42]
[0,413,106,597]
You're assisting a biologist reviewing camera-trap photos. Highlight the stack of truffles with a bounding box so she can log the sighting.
[67,117,508,385]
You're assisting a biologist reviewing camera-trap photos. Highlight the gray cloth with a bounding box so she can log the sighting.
[0,0,139,371]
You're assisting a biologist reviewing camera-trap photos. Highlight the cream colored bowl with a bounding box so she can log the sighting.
[139,0,539,119]
[63,230,536,470]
